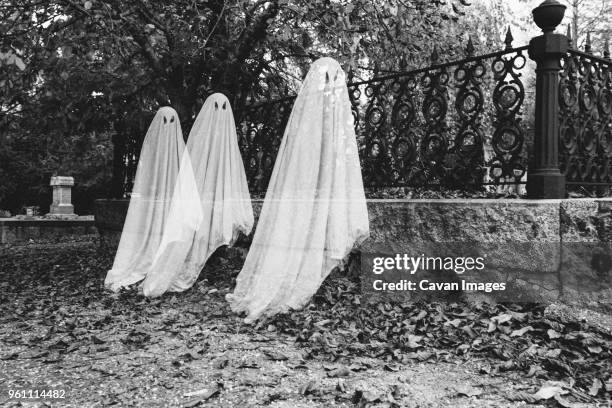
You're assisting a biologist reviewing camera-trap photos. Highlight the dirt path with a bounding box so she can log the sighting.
[0,238,607,407]
[0,298,536,407]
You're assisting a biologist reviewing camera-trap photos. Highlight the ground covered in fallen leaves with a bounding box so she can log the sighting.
[1,236,611,407]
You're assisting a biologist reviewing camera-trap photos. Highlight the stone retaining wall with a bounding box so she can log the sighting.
[94,198,612,309]
[0,217,97,244]
[95,198,610,244]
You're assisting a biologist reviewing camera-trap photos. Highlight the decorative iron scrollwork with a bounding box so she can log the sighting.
[236,98,294,192]
[421,68,450,184]
[560,50,612,185]
[390,76,418,184]
[452,60,486,186]
[362,80,392,186]
[235,48,530,192]
[119,47,534,195]
[489,50,527,184]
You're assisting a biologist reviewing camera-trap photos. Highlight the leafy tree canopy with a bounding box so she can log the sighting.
[0,0,487,126]
[0,0,512,210]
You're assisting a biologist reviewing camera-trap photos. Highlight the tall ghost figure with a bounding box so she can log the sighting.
[105,107,188,291]
[226,57,370,322]
[142,93,254,297]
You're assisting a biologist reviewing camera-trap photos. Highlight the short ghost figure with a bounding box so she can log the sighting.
[142,93,254,297]
[226,57,370,322]
[105,107,187,291]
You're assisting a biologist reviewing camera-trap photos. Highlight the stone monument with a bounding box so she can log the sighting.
[49,176,76,217]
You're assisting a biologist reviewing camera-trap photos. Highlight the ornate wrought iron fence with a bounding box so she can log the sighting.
[236,96,294,193]
[112,110,155,197]
[349,44,530,191]
[237,34,531,193]
[111,18,612,199]
[559,41,612,187]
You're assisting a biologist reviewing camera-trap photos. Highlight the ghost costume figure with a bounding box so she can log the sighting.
[105,107,187,291]
[226,57,370,322]
[142,93,254,297]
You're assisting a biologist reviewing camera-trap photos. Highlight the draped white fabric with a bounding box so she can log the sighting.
[226,57,370,322]
[105,107,185,292]
[142,93,254,297]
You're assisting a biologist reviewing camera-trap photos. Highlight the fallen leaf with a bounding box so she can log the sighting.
[545,348,562,358]
[44,351,62,363]
[505,390,539,403]
[314,319,332,327]
[533,382,567,400]
[510,326,533,337]
[91,335,105,344]
[327,367,351,378]
[462,325,476,338]
[178,350,202,362]
[525,364,544,378]
[183,386,219,400]
[262,392,284,404]
[22,349,48,359]
[90,364,115,376]
[390,384,401,399]
[588,378,602,396]
[405,334,422,349]
[182,398,203,407]
[237,360,259,369]
[349,362,369,371]
[498,360,516,371]
[299,381,316,395]
[553,394,578,408]
[587,345,602,354]
[212,357,229,369]
[412,310,428,322]
[383,363,399,372]
[478,364,491,374]
[264,349,288,361]
[412,350,433,361]
[455,384,482,397]
[352,389,382,406]
[445,318,462,328]
[492,313,512,324]
[605,377,612,392]
[1,352,18,360]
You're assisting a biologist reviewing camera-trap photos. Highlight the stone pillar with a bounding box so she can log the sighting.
[49,176,76,216]
[526,0,568,199]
